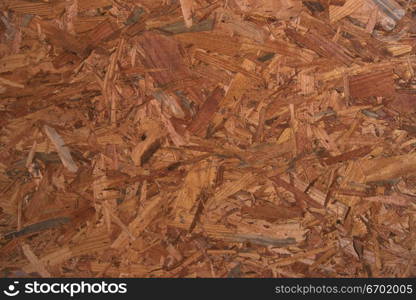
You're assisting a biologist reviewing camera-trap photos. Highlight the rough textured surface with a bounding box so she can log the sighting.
[1,0,416,278]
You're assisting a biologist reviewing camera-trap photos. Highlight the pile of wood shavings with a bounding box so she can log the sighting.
[1,0,416,278]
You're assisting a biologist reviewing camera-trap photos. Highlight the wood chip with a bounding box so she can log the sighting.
[21,244,51,277]
[43,125,78,173]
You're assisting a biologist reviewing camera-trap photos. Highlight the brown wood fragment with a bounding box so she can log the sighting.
[169,221,304,246]
[160,19,214,34]
[174,33,241,56]
[361,153,416,183]
[324,146,373,165]
[233,0,302,20]
[363,193,415,207]
[7,0,65,17]
[349,70,395,98]
[179,0,193,28]
[38,21,88,57]
[112,195,166,249]
[188,87,224,136]
[208,173,257,208]
[139,32,191,87]
[173,159,217,230]
[21,244,51,278]
[241,204,303,222]
[0,77,24,88]
[43,125,78,173]
[272,243,336,267]
[329,0,364,23]
[78,0,112,12]
[5,217,70,239]
[194,51,262,82]
[270,176,324,209]
[87,20,119,48]
[306,31,353,65]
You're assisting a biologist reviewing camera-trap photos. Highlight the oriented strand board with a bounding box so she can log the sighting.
[0,0,415,279]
